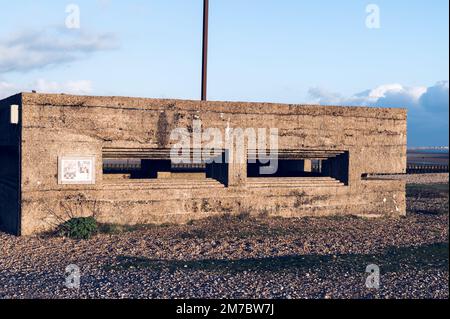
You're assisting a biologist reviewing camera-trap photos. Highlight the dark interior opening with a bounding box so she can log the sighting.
[102,149,228,186]
[321,152,350,185]
[0,145,20,235]
[247,151,349,185]
[248,160,322,178]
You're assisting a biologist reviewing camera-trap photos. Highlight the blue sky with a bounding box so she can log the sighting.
[0,0,448,146]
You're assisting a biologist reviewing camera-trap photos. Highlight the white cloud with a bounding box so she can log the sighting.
[308,81,449,146]
[0,80,17,98]
[33,79,93,95]
[419,81,449,113]
[0,26,118,73]
[65,80,93,95]
[308,82,448,111]
[0,79,93,99]
[367,84,405,99]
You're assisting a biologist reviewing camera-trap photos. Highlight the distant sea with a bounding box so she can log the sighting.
[408,149,449,154]
[407,149,449,165]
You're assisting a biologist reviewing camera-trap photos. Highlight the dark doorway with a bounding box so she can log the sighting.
[0,146,20,235]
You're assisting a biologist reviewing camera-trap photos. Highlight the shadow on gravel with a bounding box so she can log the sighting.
[109,242,449,274]
[407,183,449,216]
[407,183,449,200]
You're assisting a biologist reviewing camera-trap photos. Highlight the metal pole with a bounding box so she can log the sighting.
[201,0,209,101]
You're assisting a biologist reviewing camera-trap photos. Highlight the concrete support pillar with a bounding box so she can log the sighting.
[303,159,312,173]
[226,148,247,187]
[157,172,172,179]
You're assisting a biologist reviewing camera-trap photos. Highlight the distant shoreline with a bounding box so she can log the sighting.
[407,150,449,165]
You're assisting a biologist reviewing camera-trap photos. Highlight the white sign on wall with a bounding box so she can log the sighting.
[58,156,96,185]
[10,105,19,124]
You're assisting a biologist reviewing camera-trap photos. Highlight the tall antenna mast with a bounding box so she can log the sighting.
[201,0,209,101]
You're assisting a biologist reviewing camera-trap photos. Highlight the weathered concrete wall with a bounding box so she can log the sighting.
[11,93,407,235]
[0,94,21,235]
[21,179,405,234]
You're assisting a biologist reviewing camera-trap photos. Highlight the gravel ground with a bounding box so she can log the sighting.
[373,173,449,184]
[0,175,448,299]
